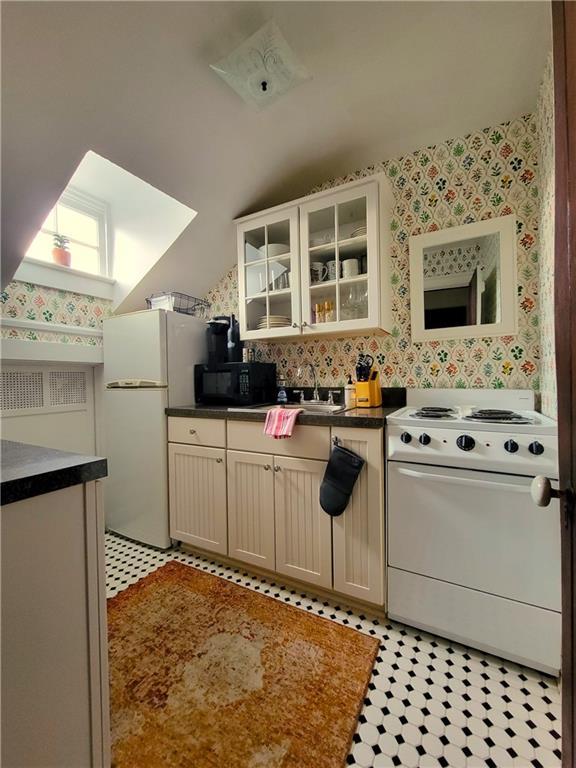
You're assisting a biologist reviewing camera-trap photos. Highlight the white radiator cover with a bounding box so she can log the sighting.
[0,363,96,454]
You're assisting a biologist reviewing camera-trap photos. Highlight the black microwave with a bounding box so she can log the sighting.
[194,362,277,406]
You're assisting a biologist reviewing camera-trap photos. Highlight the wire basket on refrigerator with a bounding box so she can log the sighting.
[145,292,210,318]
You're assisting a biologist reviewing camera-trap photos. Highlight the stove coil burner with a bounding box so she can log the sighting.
[410,407,456,420]
[464,409,533,425]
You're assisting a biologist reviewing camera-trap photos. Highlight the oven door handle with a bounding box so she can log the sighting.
[396,467,527,493]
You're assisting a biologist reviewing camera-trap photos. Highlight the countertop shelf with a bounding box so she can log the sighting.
[165,404,400,429]
[1,440,108,505]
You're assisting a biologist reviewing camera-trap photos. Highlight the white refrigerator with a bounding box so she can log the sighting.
[102,309,206,548]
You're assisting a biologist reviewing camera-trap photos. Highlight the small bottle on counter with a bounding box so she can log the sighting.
[344,374,357,408]
[277,379,288,405]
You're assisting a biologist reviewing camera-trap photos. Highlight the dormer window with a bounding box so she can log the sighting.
[25,188,110,277]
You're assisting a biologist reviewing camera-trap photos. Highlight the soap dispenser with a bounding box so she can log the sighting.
[277,379,288,405]
[344,375,356,408]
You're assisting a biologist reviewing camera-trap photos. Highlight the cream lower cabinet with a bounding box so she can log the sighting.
[168,442,227,555]
[331,427,385,605]
[168,419,385,606]
[227,451,331,589]
[274,455,331,589]
[227,450,275,569]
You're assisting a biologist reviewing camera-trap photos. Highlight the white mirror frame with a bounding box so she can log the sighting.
[409,215,518,342]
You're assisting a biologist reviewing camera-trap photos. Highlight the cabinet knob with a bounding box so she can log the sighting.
[263,464,271,471]
[189,429,196,435]
[292,323,298,328]
[216,457,223,464]
[301,321,308,328]
[274,465,281,472]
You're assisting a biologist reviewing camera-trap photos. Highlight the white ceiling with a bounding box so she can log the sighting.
[1,1,551,309]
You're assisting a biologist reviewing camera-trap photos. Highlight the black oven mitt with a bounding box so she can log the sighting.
[320,443,365,517]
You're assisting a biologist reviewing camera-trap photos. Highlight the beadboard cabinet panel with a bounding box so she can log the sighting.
[168,443,227,554]
[227,450,275,569]
[331,427,385,605]
[274,456,332,589]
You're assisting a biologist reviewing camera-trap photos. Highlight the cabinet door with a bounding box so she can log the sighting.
[237,207,301,340]
[331,427,385,605]
[168,443,227,554]
[227,450,275,569]
[274,456,331,589]
[300,181,380,334]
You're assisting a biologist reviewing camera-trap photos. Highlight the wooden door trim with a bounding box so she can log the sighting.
[552,3,576,766]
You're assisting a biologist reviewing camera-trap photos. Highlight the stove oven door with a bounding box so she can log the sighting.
[387,461,561,673]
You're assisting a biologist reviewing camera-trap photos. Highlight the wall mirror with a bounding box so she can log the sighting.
[409,215,518,341]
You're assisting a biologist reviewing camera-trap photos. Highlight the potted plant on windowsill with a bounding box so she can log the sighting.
[52,234,71,267]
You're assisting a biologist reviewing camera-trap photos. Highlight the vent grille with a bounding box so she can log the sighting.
[1,371,44,410]
[49,371,87,406]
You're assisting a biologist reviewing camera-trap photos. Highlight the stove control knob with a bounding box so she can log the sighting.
[400,432,412,444]
[504,439,519,453]
[529,441,545,456]
[419,433,431,445]
[457,434,475,451]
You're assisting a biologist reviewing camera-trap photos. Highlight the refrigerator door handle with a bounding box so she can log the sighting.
[106,379,168,389]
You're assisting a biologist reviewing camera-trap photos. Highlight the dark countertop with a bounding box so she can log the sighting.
[1,440,108,505]
[165,404,399,428]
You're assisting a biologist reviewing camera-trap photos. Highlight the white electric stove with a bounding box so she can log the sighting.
[385,389,561,674]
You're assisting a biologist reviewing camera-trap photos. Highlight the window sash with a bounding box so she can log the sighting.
[25,186,111,277]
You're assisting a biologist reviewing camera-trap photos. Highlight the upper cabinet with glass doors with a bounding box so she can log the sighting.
[236,176,393,340]
[237,208,300,339]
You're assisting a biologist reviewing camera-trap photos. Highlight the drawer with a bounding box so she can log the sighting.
[168,417,226,448]
[387,568,561,675]
[227,420,330,460]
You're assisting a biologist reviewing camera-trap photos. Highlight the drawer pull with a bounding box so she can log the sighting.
[263,464,271,471]
[216,458,223,464]
[189,429,196,435]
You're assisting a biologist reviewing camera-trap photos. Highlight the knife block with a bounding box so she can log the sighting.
[355,368,382,408]
[355,381,372,408]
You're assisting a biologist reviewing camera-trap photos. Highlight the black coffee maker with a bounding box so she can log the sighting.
[206,314,242,368]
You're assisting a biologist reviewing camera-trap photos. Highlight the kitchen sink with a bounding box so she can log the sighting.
[227,403,349,415]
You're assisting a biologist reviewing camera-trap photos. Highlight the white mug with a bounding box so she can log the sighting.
[311,262,328,283]
[342,258,359,278]
[327,260,339,280]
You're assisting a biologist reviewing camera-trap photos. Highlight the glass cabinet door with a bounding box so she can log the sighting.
[299,182,379,333]
[238,209,300,338]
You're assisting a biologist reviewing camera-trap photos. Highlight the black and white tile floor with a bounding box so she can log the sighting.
[105,532,562,768]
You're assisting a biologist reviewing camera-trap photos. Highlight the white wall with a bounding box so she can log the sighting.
[67,151,197,310]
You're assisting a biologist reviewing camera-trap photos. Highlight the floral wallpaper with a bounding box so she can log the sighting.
[536,54,556,419]
[206,113,542,392]
[423,242,483,278]
[0,280,113,346]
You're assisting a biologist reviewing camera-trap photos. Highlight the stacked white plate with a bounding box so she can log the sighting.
[256,315,290,329]
[350,226,367,238]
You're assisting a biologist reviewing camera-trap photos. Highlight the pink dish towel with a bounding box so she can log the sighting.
[264,407,303,439]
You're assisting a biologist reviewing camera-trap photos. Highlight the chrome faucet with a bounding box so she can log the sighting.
[297,364,321,403]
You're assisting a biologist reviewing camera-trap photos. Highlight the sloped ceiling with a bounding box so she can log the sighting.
[1,1,551,309]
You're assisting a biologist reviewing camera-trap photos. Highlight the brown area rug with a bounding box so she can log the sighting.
[107,561,378,768]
